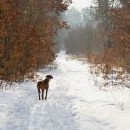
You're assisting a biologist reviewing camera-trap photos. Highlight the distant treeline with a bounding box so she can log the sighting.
[56,7,105,55]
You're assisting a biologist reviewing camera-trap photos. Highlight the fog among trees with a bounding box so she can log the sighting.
[55,7,104,55]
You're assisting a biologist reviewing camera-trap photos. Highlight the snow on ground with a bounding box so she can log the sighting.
[0,51,130,130]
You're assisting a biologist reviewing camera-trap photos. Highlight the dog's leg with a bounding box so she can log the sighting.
[42,90,44,100]
[38,89,41,100]
[45,89,48,100]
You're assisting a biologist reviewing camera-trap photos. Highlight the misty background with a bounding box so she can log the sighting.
[55,6,105,55]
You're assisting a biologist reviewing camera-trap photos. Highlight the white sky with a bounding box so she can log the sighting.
[71,0,93,11]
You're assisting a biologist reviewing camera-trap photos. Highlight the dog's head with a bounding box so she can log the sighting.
[46,75,53,80]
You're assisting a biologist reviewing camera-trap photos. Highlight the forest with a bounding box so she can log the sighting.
[0,0,129,84]
[92,0,130,78]
[0,1,130,130]
[0,0,71,83]
[58,0,130,82]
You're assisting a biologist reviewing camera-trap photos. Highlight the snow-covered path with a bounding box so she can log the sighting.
[28,73,80,130]
[0,52,130,130]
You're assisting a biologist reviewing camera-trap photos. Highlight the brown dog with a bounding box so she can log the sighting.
[37,75,53,100]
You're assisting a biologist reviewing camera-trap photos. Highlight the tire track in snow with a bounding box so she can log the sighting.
[0,83,37,130]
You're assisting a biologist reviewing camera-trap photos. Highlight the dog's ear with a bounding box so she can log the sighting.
[46,75,53,79]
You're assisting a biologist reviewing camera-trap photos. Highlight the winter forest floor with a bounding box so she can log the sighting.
[0,51,130,130]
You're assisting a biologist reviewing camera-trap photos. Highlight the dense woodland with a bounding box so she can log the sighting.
[91,0,130,78]
[0,0,130,85]
[0,0,71,83]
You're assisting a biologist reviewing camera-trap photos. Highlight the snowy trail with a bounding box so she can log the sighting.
[27,53,110,130]
[28,75,80,130]
[0,52,130,130]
